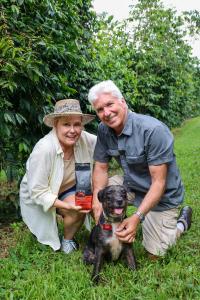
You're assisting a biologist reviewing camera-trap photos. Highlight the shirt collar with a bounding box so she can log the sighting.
[120,111,133,136]
[51,128,63,155]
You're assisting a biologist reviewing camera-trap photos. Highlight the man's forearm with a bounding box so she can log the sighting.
[92,162,109,223]
[136,163,167,218]
[137,179,166,216]
[93,162,109,198]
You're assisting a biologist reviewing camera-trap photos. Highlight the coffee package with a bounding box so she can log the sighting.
[75,163,92,210]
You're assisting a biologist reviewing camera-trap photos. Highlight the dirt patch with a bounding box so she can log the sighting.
[0,223,17,258]
[0,181,21,258]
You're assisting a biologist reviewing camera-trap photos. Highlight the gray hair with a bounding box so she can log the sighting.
[88,80,123,104]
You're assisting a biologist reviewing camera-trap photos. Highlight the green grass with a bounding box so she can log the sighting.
[1,117,200,300]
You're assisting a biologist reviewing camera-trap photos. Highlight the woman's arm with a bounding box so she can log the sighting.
[26,141,59,212]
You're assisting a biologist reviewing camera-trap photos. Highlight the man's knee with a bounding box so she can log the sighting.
[142,209,178,256]
[108,175,123,186]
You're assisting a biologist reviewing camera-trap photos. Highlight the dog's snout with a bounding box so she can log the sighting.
[117,200,123,206]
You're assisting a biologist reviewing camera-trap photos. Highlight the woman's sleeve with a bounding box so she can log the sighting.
[27,142,58,212]
[90,133,97,154]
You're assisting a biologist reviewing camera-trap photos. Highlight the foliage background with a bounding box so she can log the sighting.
[0,0,200,180]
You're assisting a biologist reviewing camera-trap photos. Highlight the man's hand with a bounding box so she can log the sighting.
[115,214,140,243]
[92,198,103,224]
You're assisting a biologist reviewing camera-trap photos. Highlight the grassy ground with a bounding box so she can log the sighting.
[1,117,200,300]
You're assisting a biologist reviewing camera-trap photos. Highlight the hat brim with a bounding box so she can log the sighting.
[43,112,95,127]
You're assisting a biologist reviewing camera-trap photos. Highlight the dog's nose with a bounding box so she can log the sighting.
[117,200,123,206]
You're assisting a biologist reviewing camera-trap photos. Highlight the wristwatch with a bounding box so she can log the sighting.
[134,210,145,222]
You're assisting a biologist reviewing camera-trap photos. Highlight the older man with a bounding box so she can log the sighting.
[88,80,192,258]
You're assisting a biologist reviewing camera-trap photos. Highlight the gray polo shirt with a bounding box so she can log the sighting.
[94,111,184,211]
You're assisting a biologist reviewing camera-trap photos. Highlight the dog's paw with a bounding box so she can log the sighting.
[83,249,96,265]
[91,274,100,284]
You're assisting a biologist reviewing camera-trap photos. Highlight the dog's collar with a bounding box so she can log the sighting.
[99,213,113,231]
[101,223,113,231]
[102,211,125,223]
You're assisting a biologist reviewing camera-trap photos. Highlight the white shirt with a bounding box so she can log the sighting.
[20,128,96,250]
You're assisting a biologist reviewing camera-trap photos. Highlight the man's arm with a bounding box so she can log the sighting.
[116,163,167,242]
[92,161,109,224]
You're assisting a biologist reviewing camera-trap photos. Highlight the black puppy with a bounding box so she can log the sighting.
[83,185,136,283]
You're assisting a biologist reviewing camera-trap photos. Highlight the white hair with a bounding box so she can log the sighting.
[88,80,123,104]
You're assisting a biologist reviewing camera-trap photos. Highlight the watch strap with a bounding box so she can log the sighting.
[134,210,145,222]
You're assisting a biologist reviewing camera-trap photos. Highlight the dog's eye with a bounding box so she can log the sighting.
[120,189,126,195]
[106,191,113,196]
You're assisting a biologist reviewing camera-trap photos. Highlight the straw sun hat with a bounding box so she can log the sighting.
[43,99,95,127]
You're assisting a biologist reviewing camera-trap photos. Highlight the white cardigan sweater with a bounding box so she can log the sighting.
[20,129,96,250]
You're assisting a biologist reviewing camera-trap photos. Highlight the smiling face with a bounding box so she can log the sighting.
[92,93,127,135]
[98,185,128,221]
[54,115,83,151]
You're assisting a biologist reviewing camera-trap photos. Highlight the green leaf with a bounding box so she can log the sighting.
[15,113,27,125]
[11,5,20,16]
[4,113,16,125]
[0,169,7,182]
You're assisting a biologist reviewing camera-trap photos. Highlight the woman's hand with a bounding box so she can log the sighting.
[63,202,82,211]
[53,198,91,214]
[65,203,91,214]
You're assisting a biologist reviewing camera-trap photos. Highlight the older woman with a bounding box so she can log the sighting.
[20,99,96,253]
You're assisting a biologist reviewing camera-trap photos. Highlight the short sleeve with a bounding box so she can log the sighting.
[145,125,174,165]
[93,124,111,163]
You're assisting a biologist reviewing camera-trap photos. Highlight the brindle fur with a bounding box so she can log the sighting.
[83,185,136,284]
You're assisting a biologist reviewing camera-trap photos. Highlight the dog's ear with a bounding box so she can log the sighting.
[122,186,128,200]
[97,189,105,203]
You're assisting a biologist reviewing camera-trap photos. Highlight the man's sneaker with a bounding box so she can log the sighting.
[61,239,78,254]
[177,206,192,231]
